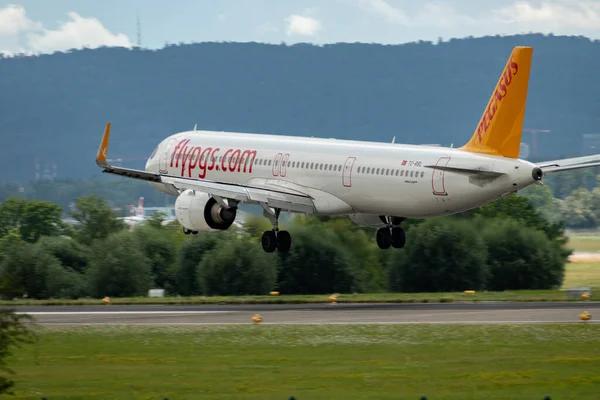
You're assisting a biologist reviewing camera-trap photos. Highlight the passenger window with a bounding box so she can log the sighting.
[268,160,272,166]
[376,168,380,174]
[421,171,424,178]
[386,169,390,175]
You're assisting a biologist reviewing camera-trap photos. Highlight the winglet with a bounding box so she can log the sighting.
[460,46,533,158]
[96,122,111,167]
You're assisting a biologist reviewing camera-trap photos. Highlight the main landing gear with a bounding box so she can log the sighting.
[376,216,406,249]
[261,208,291,253]
[183,228,198,235]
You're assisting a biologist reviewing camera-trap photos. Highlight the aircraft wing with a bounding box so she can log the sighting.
[536,154,600,173]
[95,123,316,214]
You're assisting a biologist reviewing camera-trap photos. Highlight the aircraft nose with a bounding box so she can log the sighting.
[145,157,154,173]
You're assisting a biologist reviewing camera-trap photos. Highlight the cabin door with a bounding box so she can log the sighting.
[432,157,451,195]
[343,157,356,187]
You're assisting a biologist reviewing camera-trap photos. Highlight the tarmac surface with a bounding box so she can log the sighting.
[6,302,600,325]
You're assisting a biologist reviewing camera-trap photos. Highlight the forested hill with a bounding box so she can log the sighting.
[1,33,599,183]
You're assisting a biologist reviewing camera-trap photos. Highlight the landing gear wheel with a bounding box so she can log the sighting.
[183,227,192,235]
[391,227,406,248]
[261,231,278,253]
[192,230,199,235]
[277,230,292,252]
[376,228,392,249]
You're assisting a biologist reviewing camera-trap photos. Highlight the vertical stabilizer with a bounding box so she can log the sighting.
[137,197,144,217]
[460,46,533,158]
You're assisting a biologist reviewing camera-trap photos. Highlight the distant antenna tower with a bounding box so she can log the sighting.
[34,158,40,181]
[136,11,142,48]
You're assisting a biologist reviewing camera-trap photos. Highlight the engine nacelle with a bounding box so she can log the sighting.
[175,190,237,232]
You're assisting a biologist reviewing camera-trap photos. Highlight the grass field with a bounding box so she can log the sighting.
[7,325,600,400]
[563,263,600,288]
[568,235,600,253]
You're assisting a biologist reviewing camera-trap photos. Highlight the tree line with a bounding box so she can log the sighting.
[0,193,570,300]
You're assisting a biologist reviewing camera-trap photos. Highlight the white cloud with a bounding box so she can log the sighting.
[0,4,40,36]
[364,0,409,25]
[286,15,322,37]
[27,12,132,53]
[362,0,480,28]
[493,1,600,30]
[0,6,131,55]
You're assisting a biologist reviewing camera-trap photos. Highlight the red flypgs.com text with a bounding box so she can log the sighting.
[170,139,257,178]
[476,57,519,143]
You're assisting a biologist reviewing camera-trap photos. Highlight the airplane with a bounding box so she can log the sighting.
[119,196,146,227]
[95,46,600,253]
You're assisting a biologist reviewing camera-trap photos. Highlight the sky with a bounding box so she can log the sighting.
[1,0,600,55]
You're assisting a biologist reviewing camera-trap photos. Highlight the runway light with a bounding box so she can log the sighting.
[269,291,280,296]
[464,290,475,295]
[580,311,591,321]
[328,294,337,304]
[102,296,111,305]
[252,314,263,324]
[581,292,591,301]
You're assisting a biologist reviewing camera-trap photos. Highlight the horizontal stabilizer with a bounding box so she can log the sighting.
[537,154,600,173]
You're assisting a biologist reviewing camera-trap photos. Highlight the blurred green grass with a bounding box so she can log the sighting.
[8,324,600,399]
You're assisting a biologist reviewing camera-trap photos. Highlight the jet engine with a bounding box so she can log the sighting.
[175,190,237,232]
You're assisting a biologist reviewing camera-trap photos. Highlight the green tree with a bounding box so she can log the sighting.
[134,225,177,292]
[0,310,35,395]
[146,211,168,230]
[484,219,567,290]
[242,215,272,239]
[176,233,224,296]
[86,231,152,297]
[556,188,597,229]
[0,237,84,299]
[36,236,90,273]
[197,236,277,295]
[277,224,357,294]
[322,216,386,292]
[0,198,64,242]
[465,193,567,244]
[388,218,488,292]
[0,228,21,264]
[70,194,125,245]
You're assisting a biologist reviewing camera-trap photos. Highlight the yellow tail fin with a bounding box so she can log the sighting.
[460,46,533,158]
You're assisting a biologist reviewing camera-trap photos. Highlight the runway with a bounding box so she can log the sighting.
[6,302,600,325]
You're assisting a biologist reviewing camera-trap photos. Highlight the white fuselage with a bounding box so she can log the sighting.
[144,130,539,219]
